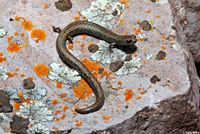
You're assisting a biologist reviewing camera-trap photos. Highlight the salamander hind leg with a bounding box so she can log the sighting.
[67,36,73,43]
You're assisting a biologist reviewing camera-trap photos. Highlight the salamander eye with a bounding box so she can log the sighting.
[126,39,133,44]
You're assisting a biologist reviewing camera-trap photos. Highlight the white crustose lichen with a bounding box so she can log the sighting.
[48,62,81,84]
[0,66,8,82]
[81,0,125,29]
[22,87,47,100]
[27,123,50,134]
[4,86,20,100]
[16,101,54,124]
[90,40,127,64]
[115,56,142,75]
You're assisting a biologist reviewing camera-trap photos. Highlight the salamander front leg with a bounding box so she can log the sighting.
[109,43,116,53]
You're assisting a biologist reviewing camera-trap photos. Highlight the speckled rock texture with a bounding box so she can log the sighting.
[93,52,200,134]
[0,0,200,133]
[168,0,200,62]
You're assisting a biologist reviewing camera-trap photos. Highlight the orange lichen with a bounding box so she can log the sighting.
[31,29,46,41]
[102,115,113,123]
[68,43,74,50]
[52,99,59,106]
[136,96,142,100]
[156,15,161,18]
[28,77,34,80]
[161,46,166,50]
[54,110,61,115]
[74,12,82,21]
[15,68,19,71]
[21,20,34,31]
[7,36,14,42]
[119,19,124,24]
[133,53,138,57]
[52,126,59,130]
[7,72,17,77]
[21,33,25,36]
[109,76,116,81]
[100,71,113,79]
[14,32,19,36]
[124,31,129,35]
[136,19,140,25]
[124,89,134,102]
[143,60,147,64]
[117,80,122,90]
[14,93,33,110]
[14,16,25,21]
[62,106,69,112]
[60,93,67,98]
[144,9,151,13]
[81,34,87,40]
[55,117,60,122]
[74,41,80,43]
[75,120,83,127]
[82,59,102,75]
[161,35,167,40]
[20,74,25,77]
[73,79,93,99]
[134,28,142,35]
[7,42,21,53]
[60,114,66,120]
[33,64,50,77]
[56,81,62,88]
[121,0,129,5]
[0,52,7,63]
[44,3,49,9]
[140,91,145,95]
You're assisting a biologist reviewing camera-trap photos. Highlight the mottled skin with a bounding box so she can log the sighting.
[56,21,137,114]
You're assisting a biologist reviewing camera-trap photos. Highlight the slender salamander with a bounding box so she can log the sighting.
[56,21,137,114]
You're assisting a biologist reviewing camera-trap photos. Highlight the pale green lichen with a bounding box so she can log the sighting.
[0,27,7,37]
[0,66,8,81]
[48,62,81,84]
[27,123,50,134]
[90,40,127,64]
[4,86,20,100]
[115,56,142,75]
[22,87,47,100]
[81,0,125,29]
[16,101,54,124]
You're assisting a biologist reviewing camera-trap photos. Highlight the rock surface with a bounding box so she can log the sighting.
[0,0,199,133]
[168,0,200,62]
[92,51,200,134]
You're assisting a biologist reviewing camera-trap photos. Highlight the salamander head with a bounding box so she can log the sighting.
[120,35,137,46]
[114,35,137,54]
